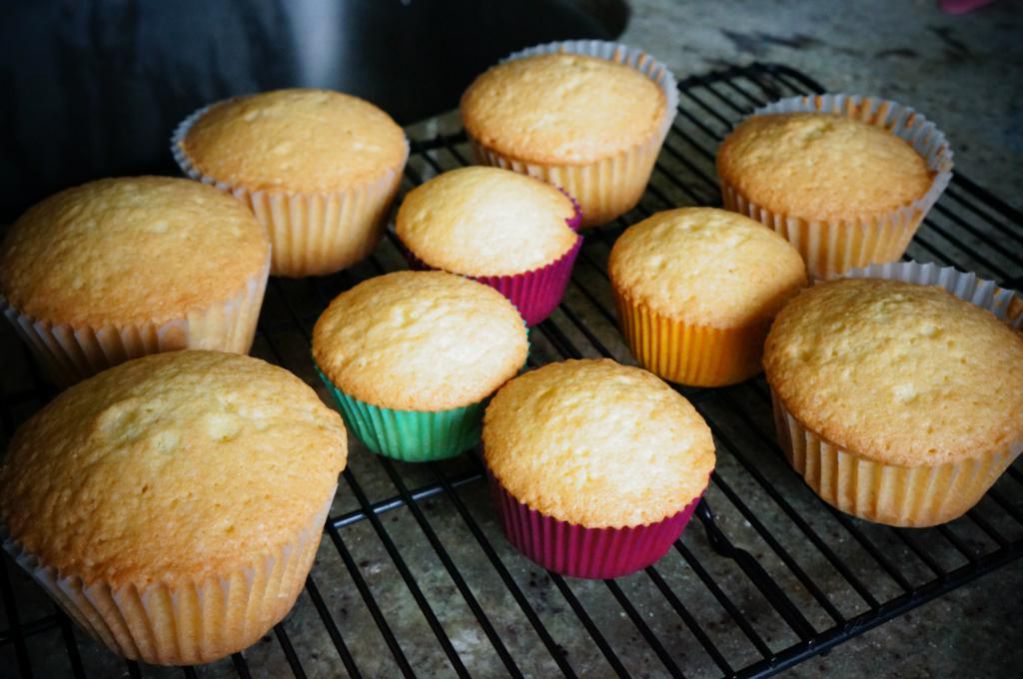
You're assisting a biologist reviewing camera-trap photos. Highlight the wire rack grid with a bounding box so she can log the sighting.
[2,62,1022,679]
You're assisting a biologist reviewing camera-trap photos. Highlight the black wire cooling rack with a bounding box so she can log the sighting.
[2,63,1022,679]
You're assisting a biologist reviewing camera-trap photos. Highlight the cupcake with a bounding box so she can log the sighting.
[313,271,528,462]
[717,94,953,278]
[483,359,715,578]
[396,166,582,325]
[0,177,270,387]
[173,88,408,277]
[609,207,806,386]
[0,351,347,665]
[764,275,1023,527]
[460,41,677,228]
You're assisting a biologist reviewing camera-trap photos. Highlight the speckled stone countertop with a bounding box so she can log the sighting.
[1,2,1019,679]
[623,0,1022,212]
[619,0,1022,676]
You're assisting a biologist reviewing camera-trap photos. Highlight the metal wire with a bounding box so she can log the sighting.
[1,63,1021,679]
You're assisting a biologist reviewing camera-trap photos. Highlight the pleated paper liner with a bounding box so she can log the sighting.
[317,367,486,462]
[488,469,703,579]
[468,40,679,228]
[773,395,1019,527]
[0,258,269,388]
[172,104,408,278]
[613,287,771,387]
[0,494,332,665]
[720,94,954,279]
[771,260,1023,527]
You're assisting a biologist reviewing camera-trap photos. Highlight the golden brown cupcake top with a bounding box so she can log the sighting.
[483,359,715,527]
[313,271,528,410]
[717,112,934,221]
[396,167,579,276]
[0,351,347,586]
[180,88,408,192]
[609,207,806,326]
[461,53,666,164]
[0,177,269,327]
[764,278,1023,466]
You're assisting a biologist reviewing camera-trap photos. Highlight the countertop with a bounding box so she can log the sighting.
[617,0,1022,676]
[1,2,1019,678]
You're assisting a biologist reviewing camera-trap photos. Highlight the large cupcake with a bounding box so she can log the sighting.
[396,166,582,325]
[483,359,715,578]
[173,88,408,277]
[0,177,270,386]
[0,351,347,665]
[313,271,529,462]
[764,274,1023,527]
[717,95,953,278]
[461,41,677,228]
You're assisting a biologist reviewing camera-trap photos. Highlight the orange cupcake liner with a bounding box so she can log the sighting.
[722,94,953,279]
[0,492,332,665]
[613,288,770,387]
[0,257,269,387]
[469,40,678,228]
[772,394,1019,527]
[172,105,408,278]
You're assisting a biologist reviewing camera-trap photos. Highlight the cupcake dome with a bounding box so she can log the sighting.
[717,113,933,221]
[313,271,529,460]
[397,167,578,276]
[174,88,408,277]
[609,207,806,386]
[484,359,714,528]
[179,89,406,193]
[0,176,270,385]
[764,278,1023,526]
[0,351,347,664]
[396,166,581,325]
[461,54,666,165]
[460,43,675,228]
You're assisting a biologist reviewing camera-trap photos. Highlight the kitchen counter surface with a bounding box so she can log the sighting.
[617,1,1022,676]
[1,2,1020,679]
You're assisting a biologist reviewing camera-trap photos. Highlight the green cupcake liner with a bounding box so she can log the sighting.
[316,368,485,462]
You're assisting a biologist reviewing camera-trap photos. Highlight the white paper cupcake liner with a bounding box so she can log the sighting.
[772,261,1022,527]
[1,492,332,665]
[468,40,678,228]
[0,256,269,387]
[721,94,954,279]
[172,104,408,277]
[772,393,1019,527]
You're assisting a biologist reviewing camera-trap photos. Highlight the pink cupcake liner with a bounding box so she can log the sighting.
[488,472,702,579]
[398,188,583,326]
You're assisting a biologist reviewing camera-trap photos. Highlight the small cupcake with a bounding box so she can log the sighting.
[460,41,677,228]
[484,359,715,578]
[173,88,408,277]
[0,177,270,387]
[0,351,347,665]
[717,94,953,278]
[313,271,528,462]
[396,166,582,325]
[610,207,806,386]
[764,275,1023,527]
